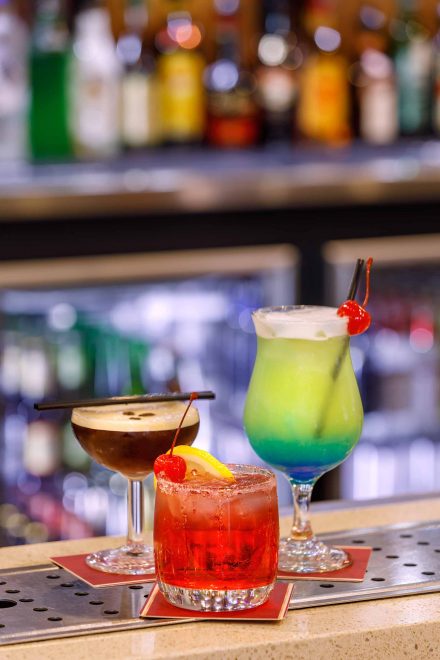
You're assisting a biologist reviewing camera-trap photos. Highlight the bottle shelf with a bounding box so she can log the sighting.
[1,140,440,220]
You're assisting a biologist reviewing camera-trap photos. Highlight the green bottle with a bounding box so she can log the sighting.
[391,0,432,136]
[29,0,72,160]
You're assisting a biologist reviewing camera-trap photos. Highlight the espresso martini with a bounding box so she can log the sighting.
[72,401,200,478]
[71,400,200,574]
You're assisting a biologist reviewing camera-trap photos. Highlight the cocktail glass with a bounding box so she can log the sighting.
[244,306,363,574]
[154,464,279,611]
[71,401,199,574]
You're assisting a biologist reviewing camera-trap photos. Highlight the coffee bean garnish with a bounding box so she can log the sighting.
[123,411,135,415]
[139,413,155,417]
[129,417,142,420]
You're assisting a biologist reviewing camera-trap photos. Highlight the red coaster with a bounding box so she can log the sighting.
[277,545,372,582]
[140,582,293,621]
[50,553,156,588]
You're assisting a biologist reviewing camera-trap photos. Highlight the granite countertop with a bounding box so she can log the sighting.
[1,496,440,659]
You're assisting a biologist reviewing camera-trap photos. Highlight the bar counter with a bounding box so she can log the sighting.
[1,496,440,659]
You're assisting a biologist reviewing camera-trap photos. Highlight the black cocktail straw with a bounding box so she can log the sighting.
[347,258,364,302]
[34,391,215,411]
[316,259,364,436]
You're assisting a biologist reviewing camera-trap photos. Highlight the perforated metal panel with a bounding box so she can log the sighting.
[0,520,439,645]
[289,520,440,608]
[0,566,185,645]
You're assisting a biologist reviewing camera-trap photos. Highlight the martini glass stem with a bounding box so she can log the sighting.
[289,481,315,541]
[127,478,147,553]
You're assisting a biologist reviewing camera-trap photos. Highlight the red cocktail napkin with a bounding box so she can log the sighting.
[140,582,293,621]
[50,553,156,588]
[277,545,372,582]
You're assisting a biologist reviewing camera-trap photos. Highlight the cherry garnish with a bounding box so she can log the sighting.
[153,392,198,482]
[337,299,371,335]
[337,258,373,336]
[154,453,186,482]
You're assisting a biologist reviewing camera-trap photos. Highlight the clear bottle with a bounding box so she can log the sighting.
[117,0,161,149]
[354,4,398,145]
[0,0,28,161]
[391,0,432,137]
[29,0,72,160]
[70,2,122,158]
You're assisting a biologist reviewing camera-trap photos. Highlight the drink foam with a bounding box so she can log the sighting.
[71,401,199,432]
[253,306,348,340]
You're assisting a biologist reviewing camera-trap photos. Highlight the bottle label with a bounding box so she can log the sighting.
[257,67,297,113]
[159,51,205,141]
[396,40,432,134]
[208,115,259,147]
[122,72,161,147]
[72,68,121,156]
[298,54,350,143]
[360,80,398,145]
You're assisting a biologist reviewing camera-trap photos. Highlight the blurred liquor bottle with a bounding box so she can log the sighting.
[256,0,302,144]
[123,340,149,395]
[118,0,161,149]
[29,0,72,160]
[297,0,351,145]
[432,3,440,135]
[0,0,28,161]
[11,323,61,479]
[70,0,122,158]
[353,4,398,145]
[205,0,259,148]
[156,0,206,145]
[391,0,432,137]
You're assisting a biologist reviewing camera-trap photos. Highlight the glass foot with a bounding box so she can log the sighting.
[86,544,155,575]
[278,537,352,574]
[158,581,274,612]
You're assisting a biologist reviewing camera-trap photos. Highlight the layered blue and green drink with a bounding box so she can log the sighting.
[244,305,363,573]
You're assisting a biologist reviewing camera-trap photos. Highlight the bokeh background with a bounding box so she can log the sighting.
[0,0,440,546]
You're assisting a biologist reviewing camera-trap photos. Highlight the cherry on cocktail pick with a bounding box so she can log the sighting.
[337,258,373,336]
[153,392,198,482]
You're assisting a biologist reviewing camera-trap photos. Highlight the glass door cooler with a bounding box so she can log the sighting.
[324,234,440,501]
[0,244,297,545]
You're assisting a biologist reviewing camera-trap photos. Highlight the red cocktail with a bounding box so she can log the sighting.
[154,464,279,611]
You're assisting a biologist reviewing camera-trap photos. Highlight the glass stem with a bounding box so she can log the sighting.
[127,479,147,554]
[289,481,315,542]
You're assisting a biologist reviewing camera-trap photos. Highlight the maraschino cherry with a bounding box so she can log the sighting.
[337,258,373,335]
[153,452,186,482]
[153,392,198,482]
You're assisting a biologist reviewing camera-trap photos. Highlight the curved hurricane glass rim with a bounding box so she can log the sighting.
[252,305,343,324]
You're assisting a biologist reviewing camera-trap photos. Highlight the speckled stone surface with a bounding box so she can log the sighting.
[1,497,440,659]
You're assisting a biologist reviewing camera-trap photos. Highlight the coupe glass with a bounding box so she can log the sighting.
[71,401,199,574]
[244,306,363,574]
